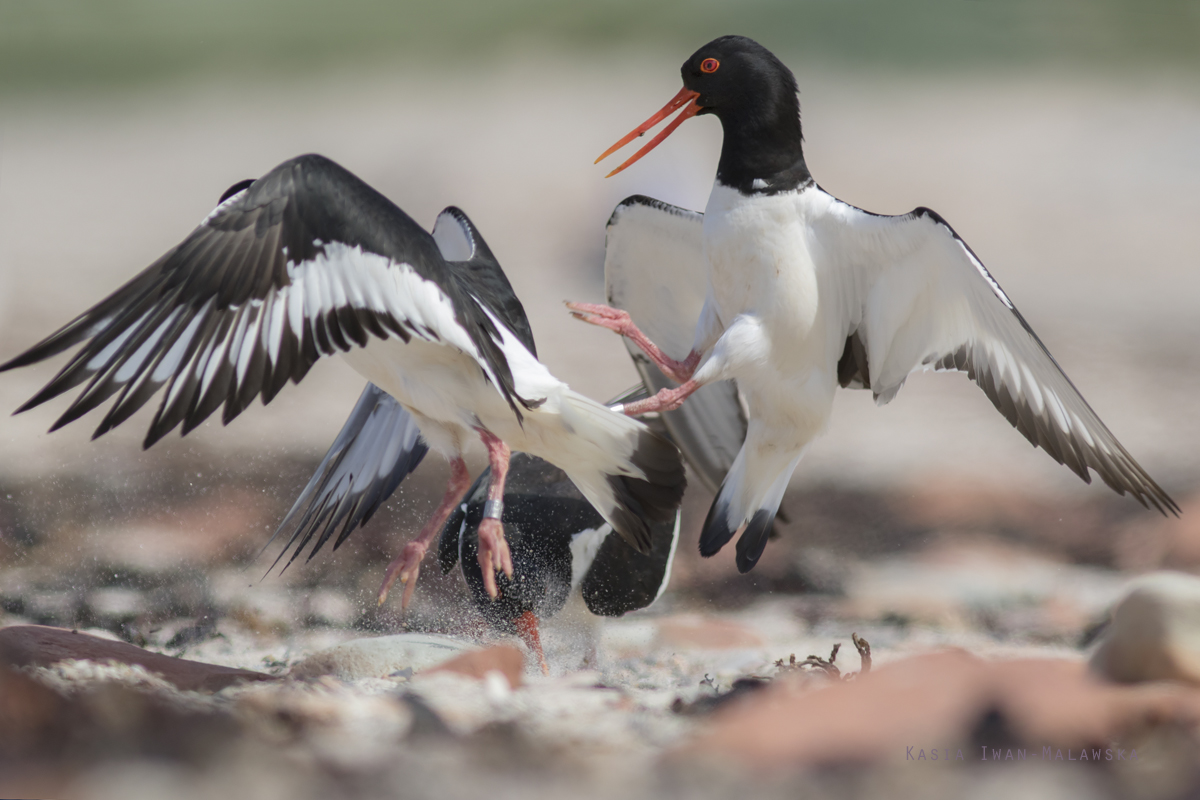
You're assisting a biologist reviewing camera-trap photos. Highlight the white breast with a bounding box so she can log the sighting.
[702,183,832,376]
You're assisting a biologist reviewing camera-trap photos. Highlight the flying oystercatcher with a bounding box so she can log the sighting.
[570,35,1178,574]
[0,153,686,607]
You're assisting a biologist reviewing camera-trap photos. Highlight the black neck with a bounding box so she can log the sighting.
[714,106,811,195]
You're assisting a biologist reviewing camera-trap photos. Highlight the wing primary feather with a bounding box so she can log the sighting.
[143,309,224,447]
[261,384,428,572]
[47,293,185,432]
[0,261,168,375]
[17,286,166,414]
[92,303,206,438]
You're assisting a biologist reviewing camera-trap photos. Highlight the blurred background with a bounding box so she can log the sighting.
[1,0,1199,670]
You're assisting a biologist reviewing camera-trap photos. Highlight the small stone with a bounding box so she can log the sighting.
[1090,571,1200,685]
[0,625,274,692]
[289,633,478,682]
[86,588,145,625]
[304,589,358,628]
[423,645,525,690]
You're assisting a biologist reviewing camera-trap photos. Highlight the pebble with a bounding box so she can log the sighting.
[86,587,146,625]
[303,589,359,628]
[423,644,525,689]
[288,633,478,681]
[685,650,1200,770]
[0,624,274,692]
[1090,571,1200,685]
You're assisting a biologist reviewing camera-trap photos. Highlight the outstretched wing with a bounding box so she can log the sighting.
[604,195,747,493]
[810,191,1177,515]
[433,206,537,357]
[0,154,532,448]
[260,205,539,572]
[263,382,427,571]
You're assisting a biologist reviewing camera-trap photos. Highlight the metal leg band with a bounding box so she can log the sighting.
[482,499,504,521]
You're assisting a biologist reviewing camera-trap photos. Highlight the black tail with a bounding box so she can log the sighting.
[605,427,687,554]
[700,496,776,574]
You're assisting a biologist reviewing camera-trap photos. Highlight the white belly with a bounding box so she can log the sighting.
[342,337,517,455]
[700,183,844,447]
[703,184,839,378]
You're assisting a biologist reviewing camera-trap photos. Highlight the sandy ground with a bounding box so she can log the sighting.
[1,60,1200,799]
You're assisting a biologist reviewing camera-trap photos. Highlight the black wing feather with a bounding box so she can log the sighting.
[263,383,428,572]
[0,154,536,443]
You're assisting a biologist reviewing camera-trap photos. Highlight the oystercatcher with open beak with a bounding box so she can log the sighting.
[0,154,685,607]
[571,35,1178,573]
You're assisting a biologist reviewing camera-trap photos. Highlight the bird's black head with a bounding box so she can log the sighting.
[681,36,798,127]
[683,36,808,193]
[596,35,810,195]
[439,455,601,634]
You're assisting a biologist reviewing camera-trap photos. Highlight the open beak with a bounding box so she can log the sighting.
[596,87,702,178]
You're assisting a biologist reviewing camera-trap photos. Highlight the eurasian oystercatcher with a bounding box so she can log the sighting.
[571,35,1178,573]
[272,380,692,673]
[0,153,686,606]
[437,421,681,675]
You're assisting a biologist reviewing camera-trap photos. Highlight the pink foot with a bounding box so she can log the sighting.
[375,455,471,612]
[377,539,429,610]
[566,302,636,336]
[477,518,513,600]
[621,380,700,415]
[566,301,700,383]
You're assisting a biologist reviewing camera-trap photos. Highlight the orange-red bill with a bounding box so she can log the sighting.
[596,87,701,178]
[515,610,549,676]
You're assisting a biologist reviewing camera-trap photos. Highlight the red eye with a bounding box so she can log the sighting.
[700,58,719,74]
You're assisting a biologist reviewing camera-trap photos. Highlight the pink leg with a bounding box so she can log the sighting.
[515,611,549,676]
[377,456,471,610]
[566,302,700,383]
[620,379,702,416]
[476,429,514,600]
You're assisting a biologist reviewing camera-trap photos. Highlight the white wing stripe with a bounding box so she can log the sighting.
[288,244,498,382]
[199,325,232,398]
[153,302,210,383]
[87,311,149,371]
[284,278,303,339]
[226,306,252,371]
[236,305,263,386]
[264,292,285,365]
[114,307,182,383]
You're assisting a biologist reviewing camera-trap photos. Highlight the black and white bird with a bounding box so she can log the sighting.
[438,442,681,673]
[271,380,689,672]
[0,154,686,606]
[571,35,1178,574]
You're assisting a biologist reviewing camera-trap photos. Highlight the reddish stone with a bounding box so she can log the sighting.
[684,650,1200,770]
[0,625,274,692]
[422,644,524,689]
